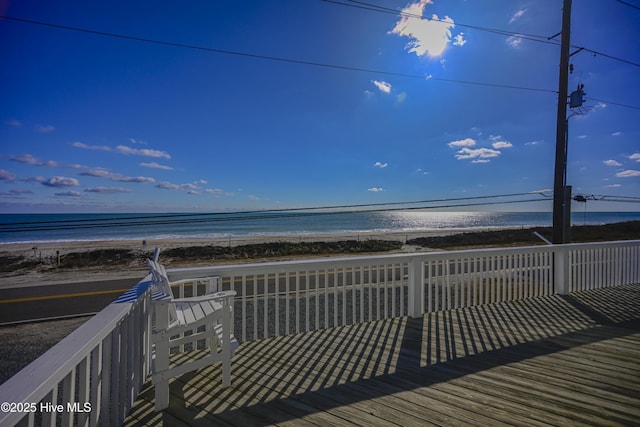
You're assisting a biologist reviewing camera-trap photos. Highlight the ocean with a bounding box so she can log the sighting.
[1,211,639,244]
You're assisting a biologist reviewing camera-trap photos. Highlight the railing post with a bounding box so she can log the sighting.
[554,245,570,295]
[407,256,424,318]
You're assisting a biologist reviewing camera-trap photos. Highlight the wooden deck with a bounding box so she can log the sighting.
[124,284,640,426]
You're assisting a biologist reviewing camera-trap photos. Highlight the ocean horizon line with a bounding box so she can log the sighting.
[1,211,639,245]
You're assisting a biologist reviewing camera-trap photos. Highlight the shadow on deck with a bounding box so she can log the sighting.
[125,284,640,426]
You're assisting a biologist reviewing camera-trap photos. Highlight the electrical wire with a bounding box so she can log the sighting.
[325,0,640,69]
[614,0,640,11]
[325,0,560,45]
[0,192,550,230]
[575,46,640,68]
[588,97,640,111]
[0,15,556,94]
[0,198,550,233]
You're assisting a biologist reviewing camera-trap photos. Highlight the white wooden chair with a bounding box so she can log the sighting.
[146,256,238,411]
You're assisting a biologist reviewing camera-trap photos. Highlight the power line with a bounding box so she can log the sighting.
[614,0,640,11]
[0,198,553,233]
[0,199,550,233]
[588,97,640,110]
[575,46,640,68]
[324,0,559,46]
[0,15,556,94]
[325,0,640,69]
[0,192,549,230]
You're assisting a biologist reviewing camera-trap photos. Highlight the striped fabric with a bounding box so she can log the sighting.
[113,276,171,304]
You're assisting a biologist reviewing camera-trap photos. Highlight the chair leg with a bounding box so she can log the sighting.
[155,380,170,411]
[222,359,231,388]
[154,337,170,412]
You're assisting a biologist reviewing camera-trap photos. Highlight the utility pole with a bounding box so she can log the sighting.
[552,0,573,244]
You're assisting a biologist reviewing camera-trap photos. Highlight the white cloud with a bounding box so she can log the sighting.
[509,9,527,24]
[5,119,21,127]
[35,124,55,133]
[41,176,80,188]
[448,138,476,148]
[0,169,16,181]
[84,187,132,194]
[10,154,39,165]
[616,170,640,177]
[525,140,541,146]
[577,135,588,139]
[9,154,59,167]
[368,187,384,192]
[605,184,621,188]
[156,182,181,190]
[55,191,82,197]
[603,160,622,167]
[248,195,260,201]
[454,147,501,160]
[416,168,429,175]
[80,168,112,178]
[71,141,112,151]
[0,189,33,196]
[115,145,171,159]
[116,176,156,183]
[471,159,491,163]
[71,141,171,159]
[491,141,513,149]
[374,161,388,168]
[396,91,407,104]
[453,33,466,46]
[140,162,173,170]
[390,0,461,58]
[506,35,523,48]
[611,131,622,136]
[181,183,198,191]
[155,181,200,191]
[80,168,154,183]
[372,80,392,93]
[628,153,640,162]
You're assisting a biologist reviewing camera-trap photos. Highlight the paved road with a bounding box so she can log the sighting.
[0,278,141,324]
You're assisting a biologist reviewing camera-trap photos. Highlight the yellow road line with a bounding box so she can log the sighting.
[0,288,131,304]
[0,281,213,305]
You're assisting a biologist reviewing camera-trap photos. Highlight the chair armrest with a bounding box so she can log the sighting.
[172,290,236,303]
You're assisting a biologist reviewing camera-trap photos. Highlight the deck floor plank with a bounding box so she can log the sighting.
[124,284,640,426]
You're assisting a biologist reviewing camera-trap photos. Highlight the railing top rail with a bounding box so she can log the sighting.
[166,239,640,281]
[167,245,553,281]
[563,239,640,250]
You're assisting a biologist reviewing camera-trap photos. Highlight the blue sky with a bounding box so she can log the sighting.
[1,0,639,213]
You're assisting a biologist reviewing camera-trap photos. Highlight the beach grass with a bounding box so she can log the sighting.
[1,221,638,278]
[406,220,640,249]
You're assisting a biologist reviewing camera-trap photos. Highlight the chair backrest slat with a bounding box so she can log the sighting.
[146,258,177,324]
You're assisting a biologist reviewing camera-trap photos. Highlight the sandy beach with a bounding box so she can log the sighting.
[3,219,638,288]
[0,229,470,287]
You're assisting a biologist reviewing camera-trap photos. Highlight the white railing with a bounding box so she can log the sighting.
[0,277,154,427]
[0,240,638,426]
[567,240,640,292]
[167,240,639,341]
